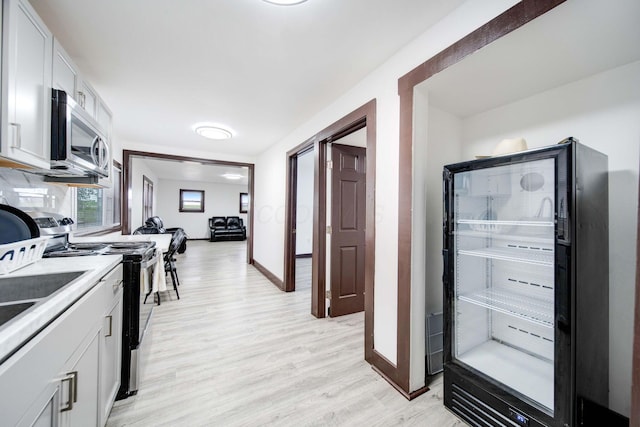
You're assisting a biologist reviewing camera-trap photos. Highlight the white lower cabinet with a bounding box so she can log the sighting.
[99,284,123,426]
[61,331,100,426]
[31,389,58,427]
[0,264,123,427]
[20,383,61,427]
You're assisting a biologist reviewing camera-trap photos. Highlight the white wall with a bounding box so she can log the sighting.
[452,61,640,416]
[295,151,314,255]
[252,0,520,368]
[156,178,248,240]
[131,157,158,232]
[411,89,464,389]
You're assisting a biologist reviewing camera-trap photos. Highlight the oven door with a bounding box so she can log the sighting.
[138,249,160,343]
[129,248,161,393]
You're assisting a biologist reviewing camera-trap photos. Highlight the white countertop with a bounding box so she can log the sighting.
[71,234,172,252]
[0,255,122,363]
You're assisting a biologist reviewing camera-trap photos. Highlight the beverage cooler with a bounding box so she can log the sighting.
[442,140,609,427]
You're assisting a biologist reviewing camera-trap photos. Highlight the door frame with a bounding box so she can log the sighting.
[284,142,314,292]
[122,150,255,263]
[283,99,376,351]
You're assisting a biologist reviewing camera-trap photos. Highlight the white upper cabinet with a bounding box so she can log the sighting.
[96,99,112,141]
[77,78,97,118]
[1,0,53,169]
[1,0,112,172]
[52,38,79,97]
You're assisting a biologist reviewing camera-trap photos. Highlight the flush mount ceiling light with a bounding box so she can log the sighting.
[193,123,233,140]
[221,173,244,180]
[262,0,308,5]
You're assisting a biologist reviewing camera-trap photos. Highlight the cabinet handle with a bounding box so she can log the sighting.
[9,122,21,149]
[105,315,113,337]
[60,371,78,412]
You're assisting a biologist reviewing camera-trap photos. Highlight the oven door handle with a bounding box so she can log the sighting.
[140,249,161,270]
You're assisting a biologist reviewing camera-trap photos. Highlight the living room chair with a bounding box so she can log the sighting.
[208,216,246,241]
[163,228,184,297]
[143,216,188,253]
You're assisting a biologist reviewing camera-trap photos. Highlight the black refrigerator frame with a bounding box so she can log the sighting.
[442,140,608,427]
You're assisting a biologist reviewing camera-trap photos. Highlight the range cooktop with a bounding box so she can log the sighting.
[44,241,156,259]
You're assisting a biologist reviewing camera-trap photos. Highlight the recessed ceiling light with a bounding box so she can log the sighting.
[193,123,233,140]
[221,173,244,180]
[263,0,308,5]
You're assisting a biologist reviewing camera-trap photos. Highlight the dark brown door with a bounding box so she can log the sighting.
[329,144,366,317]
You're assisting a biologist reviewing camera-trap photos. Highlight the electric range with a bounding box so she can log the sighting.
[43,236,159,400]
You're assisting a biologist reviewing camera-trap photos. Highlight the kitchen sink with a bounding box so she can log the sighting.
[0,271,85,304]
[0,302,36,327]
[0,271,86,328]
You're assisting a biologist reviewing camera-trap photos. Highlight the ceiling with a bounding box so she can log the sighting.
[134,125,365,185]
[30,0,465,158]
[137,158,249,185]
[418,0,640,117]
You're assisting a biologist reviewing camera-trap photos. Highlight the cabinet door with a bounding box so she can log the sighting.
[1,0,53,169]
[16,383,61,427]
[96,100,112,141]
[31,394,58,427]
[53,38,78,97]
[77,79,97,118]
[99,292,122,426]
[62,331,100,427]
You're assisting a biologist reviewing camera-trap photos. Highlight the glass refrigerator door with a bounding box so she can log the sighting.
[452,158,555,413]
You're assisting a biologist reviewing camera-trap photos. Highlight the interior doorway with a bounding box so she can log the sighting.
[142,175,153,222]
[122,150,255,263]
[283,99,376,338]
[294,148,314,291]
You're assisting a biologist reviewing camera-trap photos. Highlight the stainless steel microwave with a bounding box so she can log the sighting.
[51,89,110,178]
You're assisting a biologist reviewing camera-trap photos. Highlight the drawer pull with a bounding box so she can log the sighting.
[9,122,21,149]
[60,371,78,412]
[105,315,113,337]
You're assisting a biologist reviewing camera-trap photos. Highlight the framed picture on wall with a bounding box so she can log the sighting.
[179,189,205,212]
[239,192,249,213]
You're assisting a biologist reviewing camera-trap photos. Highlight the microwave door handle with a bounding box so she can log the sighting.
[90,136,100,166]
[101,138,110,170]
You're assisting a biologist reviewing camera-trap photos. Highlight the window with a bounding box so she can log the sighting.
[239,192,249,213]
[76,187,104,228]
[179,189,205,212]
[75,161,122,232]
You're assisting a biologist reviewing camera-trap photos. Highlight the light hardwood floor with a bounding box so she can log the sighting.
[107,240,463,427]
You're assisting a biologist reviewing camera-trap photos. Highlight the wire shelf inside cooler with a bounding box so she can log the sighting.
[458,288,554,328]
[458,219,554,228]
[458,246,554,266]
[454,229,554,246]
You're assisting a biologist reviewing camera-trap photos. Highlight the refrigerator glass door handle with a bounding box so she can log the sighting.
[557,248,571,332]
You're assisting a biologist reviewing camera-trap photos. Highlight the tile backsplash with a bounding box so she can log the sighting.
[0,168,73,216]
